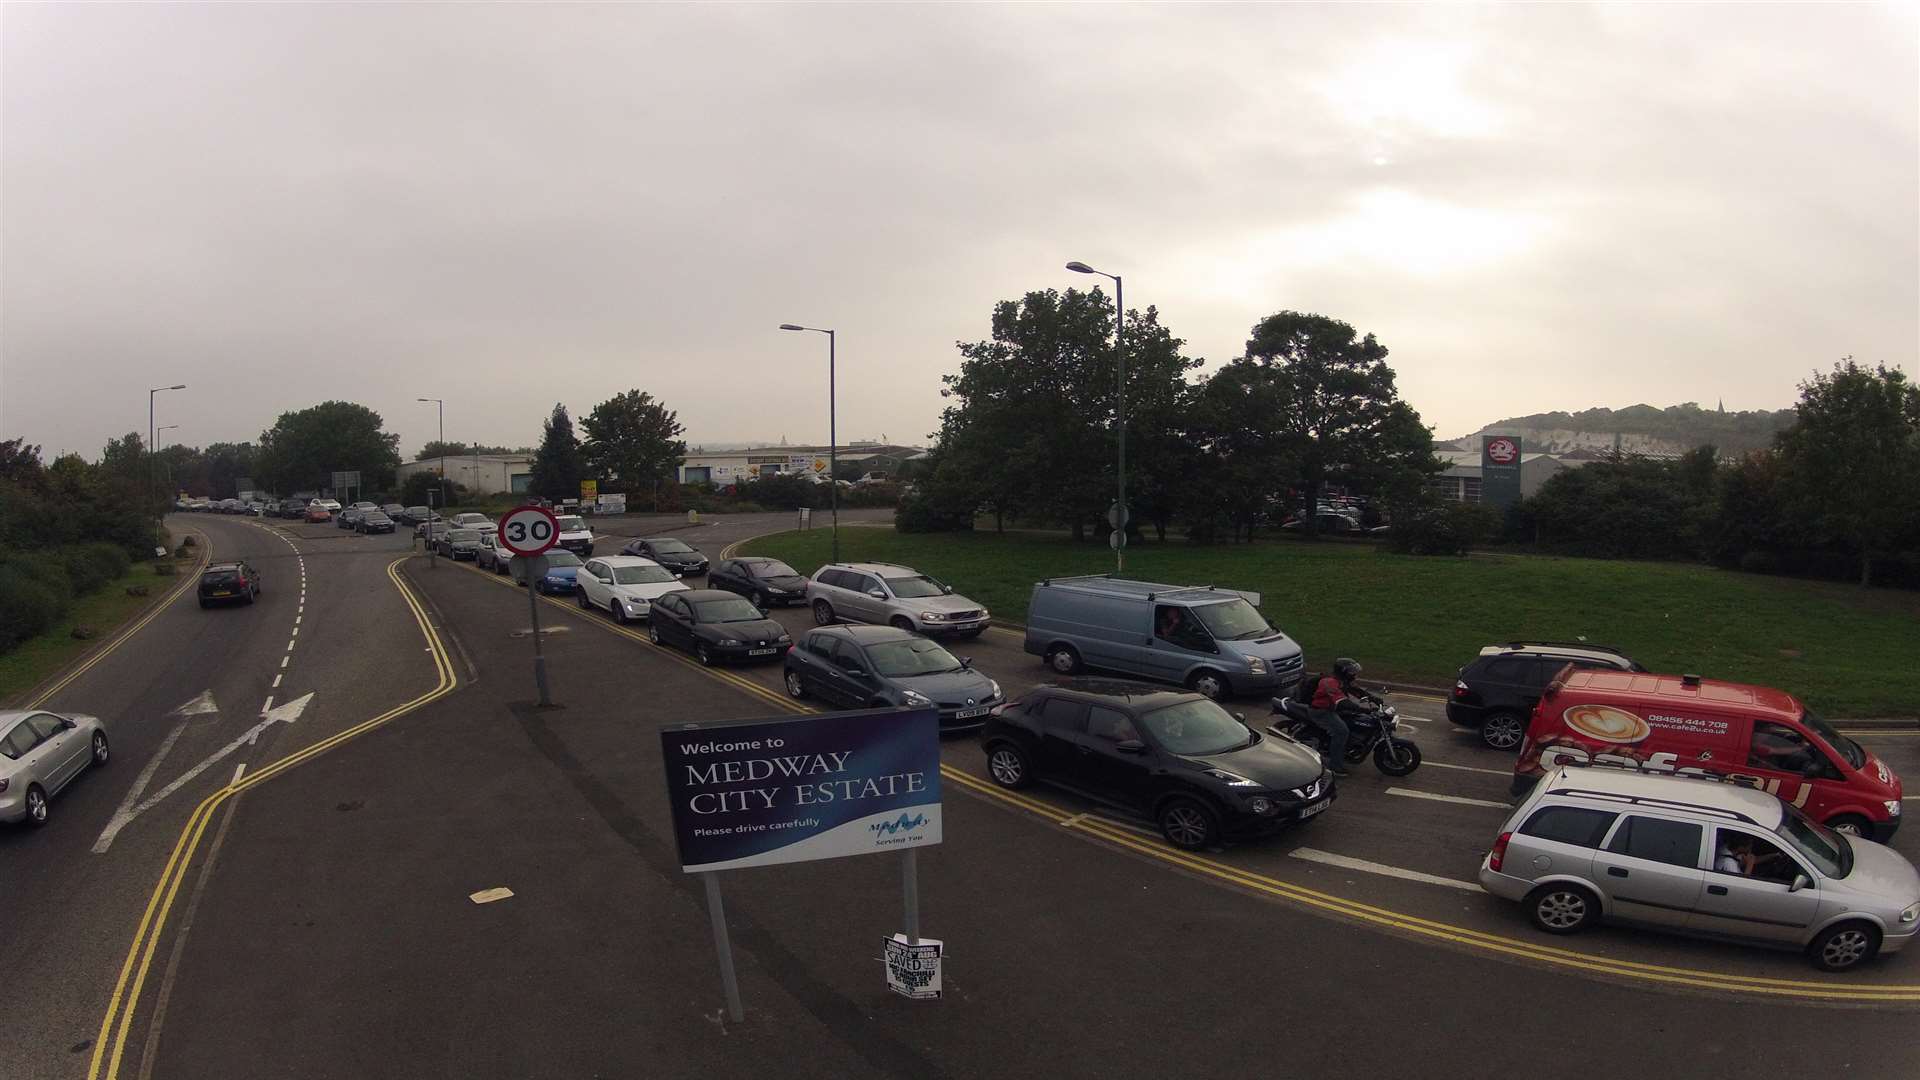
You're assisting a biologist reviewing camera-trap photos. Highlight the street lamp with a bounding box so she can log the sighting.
[1066,261,1126,571]
[417,398,445,510]
[778,324,839,563]
[149,384,186,550]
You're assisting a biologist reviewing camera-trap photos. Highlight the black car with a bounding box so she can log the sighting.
[709,557,810,608]
[336,508,364,529]
[278,499,306,519]
[645,589,789,665]
[620,536,708,576]
[436,528,483,560]
[1446,641,1645,751]
[380,502,406,521]
[980,679,1331,850]
[783,624,1001,730]
[356,511,395,535]
[197,561,262,608]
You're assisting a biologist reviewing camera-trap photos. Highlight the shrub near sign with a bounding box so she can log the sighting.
[660,707,942,872]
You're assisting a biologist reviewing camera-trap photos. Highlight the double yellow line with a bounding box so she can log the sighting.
[88,558,459,1080]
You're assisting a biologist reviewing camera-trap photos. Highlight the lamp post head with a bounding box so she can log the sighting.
[778,324,806,332]
[1065,261,1096,274]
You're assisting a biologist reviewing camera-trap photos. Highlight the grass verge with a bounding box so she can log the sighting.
[740,529,1920,718]
[0,561,186,705]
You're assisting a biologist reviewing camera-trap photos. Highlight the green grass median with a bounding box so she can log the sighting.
[0,561,186,705]
[740,529,1920,718]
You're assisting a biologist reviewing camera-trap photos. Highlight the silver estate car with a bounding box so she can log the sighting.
[1481,766,1920,971]
[0,710,110,826]
[806,561,989,639]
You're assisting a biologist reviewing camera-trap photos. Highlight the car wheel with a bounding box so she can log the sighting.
[890,616,915,633]
[696,643,716,666]
[24,784,49,827]
[613,600,629,625]
[1157,797,1219,850]
[647,624,662,645]
[91,730,110,766]
[1188,669,1230,701]
[1826,814,1872,837]
[985,742,1032,789]
[784,670,808,699]
[812,600,836,625]
[1046,645,1082,675]
[1809,920,1882,972]
[244,591,256,605]
[1373,739,1421,776]
[1525,884,1599,934]
[1481,711,1526,751]
[577,588,591,609]
[198,599,210,609]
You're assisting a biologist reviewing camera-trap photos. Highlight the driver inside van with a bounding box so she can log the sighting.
[1155,605,1211,652]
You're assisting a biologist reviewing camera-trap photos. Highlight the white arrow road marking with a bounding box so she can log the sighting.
[171,690,219,717]
[90,693,313,854]
[92,723,191,854]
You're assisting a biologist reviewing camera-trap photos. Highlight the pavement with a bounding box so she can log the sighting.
[10,509,1920,1080]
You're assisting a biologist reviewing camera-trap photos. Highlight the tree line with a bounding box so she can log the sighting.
[0,436,155,652]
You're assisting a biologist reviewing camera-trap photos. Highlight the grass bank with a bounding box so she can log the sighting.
[740,529,1920,718]
[0,561,188,705]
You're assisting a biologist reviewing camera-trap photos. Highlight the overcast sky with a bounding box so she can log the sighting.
[3,3,1915,462]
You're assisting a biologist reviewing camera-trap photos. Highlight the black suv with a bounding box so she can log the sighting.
[197,561,262,608]
[1447,641,1645,751]
[620,536,708,576]
[708,557,809,607]
[980,679,1329,850]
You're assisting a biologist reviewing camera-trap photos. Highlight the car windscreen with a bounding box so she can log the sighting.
[542,552,582,567]
[865,638,962,677]
[750,561,800,578]
[448,530,480,542]
[613,564,676,585]
[364,513,389,521]
[1139,699,1254,755]
[650,539,694,555]
[1799,709,1865,769]
[408,507,429,516]
[1192,599,1274,641]
[884,575,945,599]
[693,596,764,623]
[1776,805,1850,878]
[558,516,586,531]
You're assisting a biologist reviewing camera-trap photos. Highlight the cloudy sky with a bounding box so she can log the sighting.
[3,3,1914,462]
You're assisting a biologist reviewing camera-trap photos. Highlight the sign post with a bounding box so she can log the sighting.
[1481,435,1524,509]
[497,504,560,706]
[661,707,943,1017]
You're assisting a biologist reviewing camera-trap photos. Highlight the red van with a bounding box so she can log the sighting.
[1512,669,1903,841]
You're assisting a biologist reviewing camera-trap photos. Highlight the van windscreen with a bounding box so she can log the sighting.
[1800,710,1865,769]
[1193,599,1273,641]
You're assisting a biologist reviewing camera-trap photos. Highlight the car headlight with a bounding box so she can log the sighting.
[777,633,792,644]
[1205,768,1260,787]
[920,611,948,622]
[989,679,1001,698]
[1902,902,1920,924]
[903,690,932,705]
[979,608,990,619]
[626,597,650,609]
[1247,657,1269,674]
[1885,800,1902,818]
[718,639,743,647]
[1247,796,1274,815]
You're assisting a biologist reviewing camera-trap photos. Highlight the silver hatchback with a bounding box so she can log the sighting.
[0,710,110,826]
[806,562,989,639]
[1480,766,1920,971]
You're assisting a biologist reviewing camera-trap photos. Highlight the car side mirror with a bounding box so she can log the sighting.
[1115,739,1147,755]
[1232,711,1247,723]
[844,668,866,679]
[942,585,954,594]
[1788,874,1810,893]
[62,718,76,730]
[868,589,886,599]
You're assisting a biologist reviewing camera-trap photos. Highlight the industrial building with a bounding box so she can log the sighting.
[677,443,924,484]
[395,453,534,495]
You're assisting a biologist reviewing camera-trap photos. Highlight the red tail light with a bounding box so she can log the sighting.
[1453,680,1470,698]
[233,576,248,588]
[1488,830,1513,872]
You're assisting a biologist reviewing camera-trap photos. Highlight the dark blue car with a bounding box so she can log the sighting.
[525,551,584,594]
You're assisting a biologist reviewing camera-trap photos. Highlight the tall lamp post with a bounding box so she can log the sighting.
[417,397,445,508]
[149,383,186,551]
[778,324,839,563]
[1066,260,1126,572]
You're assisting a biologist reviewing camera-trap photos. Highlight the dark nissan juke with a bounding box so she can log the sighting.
[645,589,790,665]
[981,680,1332,850]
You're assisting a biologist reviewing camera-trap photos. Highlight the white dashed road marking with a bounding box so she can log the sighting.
[1384,787,1509,809]
[1420,760,1514,777]
[1289,848,1481,892]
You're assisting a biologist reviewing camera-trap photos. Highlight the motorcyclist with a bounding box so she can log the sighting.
[1309,658,1375,777]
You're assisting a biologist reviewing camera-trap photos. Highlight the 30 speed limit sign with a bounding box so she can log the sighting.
[497,505,560,558]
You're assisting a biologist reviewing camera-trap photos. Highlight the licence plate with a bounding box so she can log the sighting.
[210,590,232,597]
[1299,798,1331,820]
[953,706,989,719]
[748,648,778,656]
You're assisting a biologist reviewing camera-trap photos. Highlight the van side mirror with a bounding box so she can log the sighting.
[1115,740,1147,754]
[1788,874,1810,893]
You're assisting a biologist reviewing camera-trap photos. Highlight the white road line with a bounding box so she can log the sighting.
[272,673,283,688]
[285,641,295,652]
[1385,787,1509,809]
[280,656,289,669]
[231,762,247,785]
[291,626,298,636]
[295,615,301,625]
[1290,847,1481,892]
[92,721,190,853]
[1421,760,1513,777]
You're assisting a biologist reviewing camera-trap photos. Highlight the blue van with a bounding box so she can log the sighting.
[1023,576,1306,700]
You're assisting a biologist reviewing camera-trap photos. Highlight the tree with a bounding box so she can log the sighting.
[254,402,401,495]
[1241,312,1437,535]
[418,440,514,460]
[1774,360,1920,586]
[528,404,587,502]
[580,391,686,509]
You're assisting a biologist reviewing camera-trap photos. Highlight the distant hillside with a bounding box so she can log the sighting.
[1444,402,1795,457]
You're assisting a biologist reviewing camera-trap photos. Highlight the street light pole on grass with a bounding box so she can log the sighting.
[149,383,186,553]
[1066,261,1126,573]
[418,397,444,568]
[778,324,839,564]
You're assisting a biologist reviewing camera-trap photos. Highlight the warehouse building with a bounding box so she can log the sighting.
[395,453,534,495]
[677,443,923,484]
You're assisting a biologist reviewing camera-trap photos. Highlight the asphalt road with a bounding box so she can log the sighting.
[15,510,1920,1079]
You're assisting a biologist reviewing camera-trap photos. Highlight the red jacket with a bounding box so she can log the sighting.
[1311,675,1348,710]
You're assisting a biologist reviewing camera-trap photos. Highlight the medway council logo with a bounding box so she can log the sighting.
[871,813,929,835]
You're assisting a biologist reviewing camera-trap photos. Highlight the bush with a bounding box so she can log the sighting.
[895,491,975,533]
[1386,502,1501,556]
[0,565,68,652]
[735,474,829,511]
[54,543,131,597]
[842,481,903,508]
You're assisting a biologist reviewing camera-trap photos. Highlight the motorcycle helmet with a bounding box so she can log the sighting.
[1332,657,1363,682]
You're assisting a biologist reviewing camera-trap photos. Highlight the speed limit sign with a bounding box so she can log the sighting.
[497,505,560,558]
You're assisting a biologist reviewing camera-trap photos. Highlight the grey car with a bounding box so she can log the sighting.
[1480,766,1920,971]
[783,624,1002,730]
[806,562,989,638]
[0,710,110,826]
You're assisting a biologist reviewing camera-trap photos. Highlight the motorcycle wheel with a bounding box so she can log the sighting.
[1374,739,1422,776]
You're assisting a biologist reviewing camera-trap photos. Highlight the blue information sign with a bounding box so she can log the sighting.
[661,707,943,873]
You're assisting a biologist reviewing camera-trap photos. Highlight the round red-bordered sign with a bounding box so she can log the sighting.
[497,504,560,558]
[1486,437,1519,465]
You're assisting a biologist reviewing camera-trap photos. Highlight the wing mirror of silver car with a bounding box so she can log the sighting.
[1789,874,1810,893]
[868,590,886,599]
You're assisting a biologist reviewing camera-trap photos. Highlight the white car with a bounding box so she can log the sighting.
[312,499,342,512]
[451,512,493,529]
[575,555,690,623]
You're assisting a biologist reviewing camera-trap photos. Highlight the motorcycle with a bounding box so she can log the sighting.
[1270,692,1422,777]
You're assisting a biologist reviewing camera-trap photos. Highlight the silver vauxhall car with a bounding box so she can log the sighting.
[1,710,110,827]
[806,562,989,639]
[1480,765,1920,971]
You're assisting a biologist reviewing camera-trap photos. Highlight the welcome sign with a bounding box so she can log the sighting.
[661,707,943,872]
